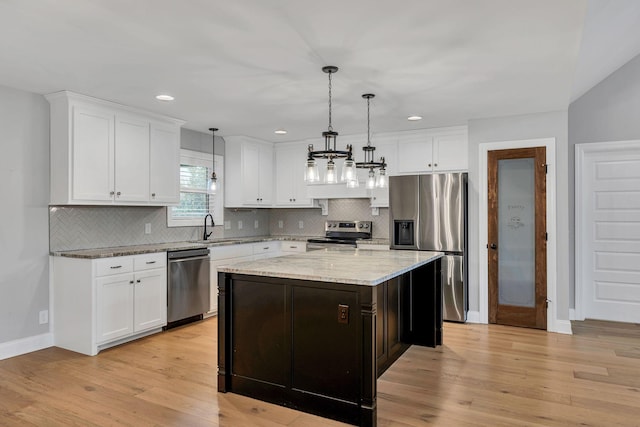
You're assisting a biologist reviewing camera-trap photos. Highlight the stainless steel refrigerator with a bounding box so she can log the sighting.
[389,173,468,322]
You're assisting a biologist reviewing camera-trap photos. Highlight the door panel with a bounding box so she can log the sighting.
[579,144,640,322]
[488,147,546,329]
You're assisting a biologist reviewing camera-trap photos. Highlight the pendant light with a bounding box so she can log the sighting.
[355,93,387,189]
[209,127,218,193]
[305,66,353,183]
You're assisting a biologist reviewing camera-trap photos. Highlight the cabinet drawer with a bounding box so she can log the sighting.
[281,241,307,253]
[253,241,280,255]
[210,244,254,260]
[96,256,134,277]
[134,252,166,271]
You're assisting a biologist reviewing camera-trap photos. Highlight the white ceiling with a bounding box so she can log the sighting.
[0,0,639,142]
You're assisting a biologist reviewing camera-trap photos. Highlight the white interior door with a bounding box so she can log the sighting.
[577,140,640,323]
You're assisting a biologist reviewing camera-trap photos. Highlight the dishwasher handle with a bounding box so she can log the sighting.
[168,255,210,264]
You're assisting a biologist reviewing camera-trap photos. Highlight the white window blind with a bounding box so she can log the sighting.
[167,149,224,227]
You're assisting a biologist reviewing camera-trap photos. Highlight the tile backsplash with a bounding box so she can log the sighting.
[49,206,270,252]
[49,199,388,252]
[268,199,389,238]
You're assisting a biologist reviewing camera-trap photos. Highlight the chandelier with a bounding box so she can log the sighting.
[354,94,387,189]
[304,66,353,184]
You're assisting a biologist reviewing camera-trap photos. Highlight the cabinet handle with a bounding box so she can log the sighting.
[129,280,134,284]
[428,163,432,167]
[109,191,115,196]
[116,191,121,196]
[110,265,122,269]
[263,247,269,250]
[293,198,296,201]
[136,279,141,283]
[289,246,296,249]
[434,163,438,167]
[146,261,156,264]
[151,193,156,197]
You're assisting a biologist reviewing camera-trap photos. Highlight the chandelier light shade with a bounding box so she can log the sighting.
[209,127,218,193]
[355,93,387,189]
[305,66,354,183]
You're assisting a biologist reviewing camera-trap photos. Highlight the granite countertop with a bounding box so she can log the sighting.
[50,235,331,259]
[218,248,442,286]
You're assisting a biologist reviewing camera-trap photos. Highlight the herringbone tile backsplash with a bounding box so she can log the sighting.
[49,199,388,252]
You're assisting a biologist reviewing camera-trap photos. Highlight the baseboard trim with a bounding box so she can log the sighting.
[569,308,577,320]
[553,319,573,335]
[0,332,53,361]
[466,310,482,324]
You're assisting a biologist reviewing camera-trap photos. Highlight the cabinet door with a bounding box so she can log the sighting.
[275,144,313,206]
[72,106,115,202]
[433,133,468,171]
[149,122,180,204]
[242,143,261,204]
[258,144,274,204]
[133,268,167,332]
[96,274,134,343]
[115,114,150,202]
[397,135,434,174]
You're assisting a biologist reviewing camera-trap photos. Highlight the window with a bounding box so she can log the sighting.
[167,149,224,227]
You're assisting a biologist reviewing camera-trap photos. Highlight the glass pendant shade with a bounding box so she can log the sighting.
[209,174,217,194]
[346,176,360,188]
[305,159,320,182]
[341,158,357,183]
[325,159,338,184]
[365,168,376,189]
[376,168,387,188]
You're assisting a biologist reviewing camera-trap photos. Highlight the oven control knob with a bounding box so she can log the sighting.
[359,224,363,228]
[364,224,369,228]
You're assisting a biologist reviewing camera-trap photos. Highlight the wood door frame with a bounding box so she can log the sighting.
[574,139,640,321]
[478,138,559,332]
[488,147,547,329]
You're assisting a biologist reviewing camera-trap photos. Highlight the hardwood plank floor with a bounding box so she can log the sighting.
[1,318,639,426]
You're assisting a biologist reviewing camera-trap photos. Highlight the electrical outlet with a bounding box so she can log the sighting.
[298,220,304,229]
[39,310,48,325]
[224,221,231,230]
[278,220,283,229]
[238,220,243,230]
[144,223,151,234]
[338,305,349,324]
[254,220,259,229]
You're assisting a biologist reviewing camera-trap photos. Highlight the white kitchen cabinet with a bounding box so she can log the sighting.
[114,114,150,202]
[224,136,274,207]
[396,127,468,174]
[280,241,307,254]
[252,241,281,259]
[46,91,184,205]
[275,142,315,207]
[149,122,181,203]
[53,252,167,356]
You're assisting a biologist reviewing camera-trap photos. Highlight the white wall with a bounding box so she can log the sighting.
[568,52,640,310]
[0,85,50,346]
[467,111,570,321]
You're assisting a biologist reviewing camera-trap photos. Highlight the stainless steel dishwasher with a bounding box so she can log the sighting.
[167,248,210,325]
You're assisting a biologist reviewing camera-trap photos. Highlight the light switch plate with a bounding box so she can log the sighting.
[224,221,231,230]
[298,221,304,229]
[144,223,151,234]
[238,220,243,229]
[278,220,283,229]
[254,220,259,229]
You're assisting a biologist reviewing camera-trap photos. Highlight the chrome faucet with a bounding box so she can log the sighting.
[203,214,215,240]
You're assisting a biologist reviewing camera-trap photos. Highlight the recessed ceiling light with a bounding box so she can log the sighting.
[407,115,423,121]
[274,129,288,135]
[155,94,174,101]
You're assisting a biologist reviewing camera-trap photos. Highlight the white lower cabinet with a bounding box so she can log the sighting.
[280,241,307,254]
[53,252,167,356]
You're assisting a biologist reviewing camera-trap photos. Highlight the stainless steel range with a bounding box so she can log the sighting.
[307,220,372,250]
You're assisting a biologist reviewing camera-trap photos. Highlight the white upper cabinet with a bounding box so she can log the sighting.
[149,122,181,203]
[396,126,468,174]
[275,142,315,207]
[115,114,150,202]
[224,136,274,207]
[70,105,115,202]
[46,91,184,206]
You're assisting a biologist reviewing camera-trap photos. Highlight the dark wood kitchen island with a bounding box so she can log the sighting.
[217,248,443,427]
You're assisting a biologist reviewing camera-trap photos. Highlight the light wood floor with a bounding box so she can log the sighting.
[1,318,640,426]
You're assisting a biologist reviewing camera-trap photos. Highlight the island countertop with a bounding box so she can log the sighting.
[218,248,442,286]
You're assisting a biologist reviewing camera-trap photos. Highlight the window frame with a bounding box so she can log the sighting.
[166,149,224,227]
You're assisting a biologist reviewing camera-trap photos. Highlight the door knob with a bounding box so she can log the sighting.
[490,243,497,250]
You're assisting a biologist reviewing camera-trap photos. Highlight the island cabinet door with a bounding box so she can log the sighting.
[291,286,359,402]
[230,279,288,387]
